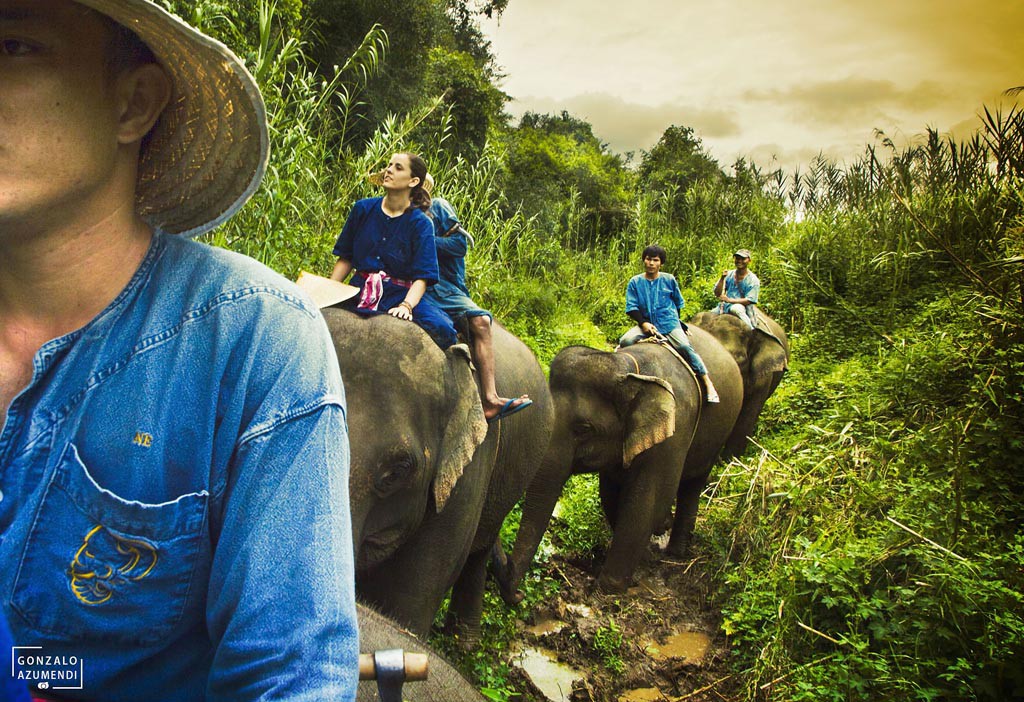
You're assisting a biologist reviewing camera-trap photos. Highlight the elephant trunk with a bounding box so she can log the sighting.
[349,489,372,566]
[499,432,575,604]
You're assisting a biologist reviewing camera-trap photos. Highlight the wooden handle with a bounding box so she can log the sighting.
[358,652,429,681]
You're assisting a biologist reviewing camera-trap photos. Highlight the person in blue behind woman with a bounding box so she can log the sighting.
[0,0,357,700]
[420,175,532,422]
[330,153,459,349]
[618,245,721,403]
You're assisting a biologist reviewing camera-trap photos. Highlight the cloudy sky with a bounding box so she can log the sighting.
[479,0,1024,171]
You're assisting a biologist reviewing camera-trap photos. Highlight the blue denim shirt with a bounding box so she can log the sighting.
[625,273,685,334]
[427,197,472,298]
[722,269,759,304]
[0,232,358,701]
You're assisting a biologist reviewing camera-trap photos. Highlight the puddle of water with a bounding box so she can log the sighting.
[566,603,592,618]
[644,631,711,662]
[526,617,567,636]
[515,647,583,702]
[618,688,667,702]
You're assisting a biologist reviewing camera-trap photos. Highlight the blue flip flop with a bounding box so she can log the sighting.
[488,397,534,423]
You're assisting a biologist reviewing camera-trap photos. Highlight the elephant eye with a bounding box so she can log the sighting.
[373,455,417,497]
[572,421,594,437]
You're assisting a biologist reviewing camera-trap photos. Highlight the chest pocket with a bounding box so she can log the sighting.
[11,444,209,645]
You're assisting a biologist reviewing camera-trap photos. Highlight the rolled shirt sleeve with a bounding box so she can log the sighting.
[669,277,684,310]
[407,212,440,284]
[743,274,760,303]
[625,277,642,317]
[332,200,366,260]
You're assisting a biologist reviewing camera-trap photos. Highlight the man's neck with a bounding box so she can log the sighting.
[644,271,660,280]
[0,212,154,341]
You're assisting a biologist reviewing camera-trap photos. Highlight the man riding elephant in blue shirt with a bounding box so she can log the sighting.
[713,248,760,329]
[618,245,721,403]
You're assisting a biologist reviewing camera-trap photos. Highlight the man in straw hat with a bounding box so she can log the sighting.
[420,175,532,423]
[0,1,357,699]
[713,248,760,329]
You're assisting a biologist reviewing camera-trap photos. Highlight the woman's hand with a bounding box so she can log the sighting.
[388,301,414,321]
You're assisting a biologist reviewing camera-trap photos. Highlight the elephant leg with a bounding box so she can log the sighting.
[598,446,684,593]
[504,448,576,605]
[445,548,490,650]
[666,472,709,558]
[490,538,519,605]
[599,474,622,529]
[723,377,778,459]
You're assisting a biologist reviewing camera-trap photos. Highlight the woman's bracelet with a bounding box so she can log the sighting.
[399,300,414,312]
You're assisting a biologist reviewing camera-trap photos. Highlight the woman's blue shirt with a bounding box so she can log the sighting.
[332,198,439,284]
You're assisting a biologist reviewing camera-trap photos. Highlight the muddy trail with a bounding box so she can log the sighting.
[502,539,738,702]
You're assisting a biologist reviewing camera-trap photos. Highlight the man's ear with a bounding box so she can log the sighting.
[116,63,172,145]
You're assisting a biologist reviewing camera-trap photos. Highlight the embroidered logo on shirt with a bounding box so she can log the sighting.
[68,525,158,605]
[132,432,153,448]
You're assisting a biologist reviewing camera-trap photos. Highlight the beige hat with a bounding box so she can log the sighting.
[74,0,269,237]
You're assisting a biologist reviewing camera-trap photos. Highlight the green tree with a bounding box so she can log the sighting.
[638,124,722,197]
[501,111,633,246]
[304,0,504,153]
[416,47,508,159]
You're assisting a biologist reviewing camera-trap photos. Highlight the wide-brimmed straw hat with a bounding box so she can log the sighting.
[74,0,269,237]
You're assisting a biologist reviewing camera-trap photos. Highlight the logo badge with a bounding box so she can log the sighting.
[68,525,158,606]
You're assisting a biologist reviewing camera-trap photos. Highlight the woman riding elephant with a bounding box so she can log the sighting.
[495,328,742,598]
[330,152,458,349]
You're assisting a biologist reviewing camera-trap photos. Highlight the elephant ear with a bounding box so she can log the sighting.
[750,332,789,380]
[619,372,676,467]
[434,343,488,511]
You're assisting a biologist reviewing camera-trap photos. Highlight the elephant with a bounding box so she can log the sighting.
[495,326,743,597]
[357,602,485,701]
[322,308,552,643]
[689,309,789,458]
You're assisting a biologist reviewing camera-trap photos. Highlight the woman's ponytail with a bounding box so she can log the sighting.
[401,152,432,212]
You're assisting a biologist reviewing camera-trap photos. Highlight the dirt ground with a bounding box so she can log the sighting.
[504,541,740,702]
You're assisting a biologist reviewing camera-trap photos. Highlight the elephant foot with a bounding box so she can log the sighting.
[490,543,524,606]
[596,572,630,594]
[665,537,692,560]
[443,616,482,651]
[500,587,525,606]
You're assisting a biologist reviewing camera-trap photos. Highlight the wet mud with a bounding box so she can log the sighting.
[506,542,737,702]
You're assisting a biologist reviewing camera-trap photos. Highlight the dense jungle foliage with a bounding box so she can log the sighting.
[163,2,1023,699]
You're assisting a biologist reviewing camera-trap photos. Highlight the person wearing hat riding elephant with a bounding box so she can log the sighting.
[0,1,357,699]
[714,248,760,329]
[420,175,532,423]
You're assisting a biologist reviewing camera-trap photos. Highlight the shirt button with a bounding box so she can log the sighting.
[0,488,4,503]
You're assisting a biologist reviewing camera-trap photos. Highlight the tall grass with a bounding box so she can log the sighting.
[703,107,1024,701]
